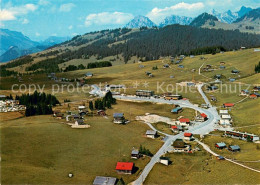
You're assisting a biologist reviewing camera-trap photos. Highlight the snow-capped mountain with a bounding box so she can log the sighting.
[125,15,157,28]
[159,15,193,27]
[210,6,252,23]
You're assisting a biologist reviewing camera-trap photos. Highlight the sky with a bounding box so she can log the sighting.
[0,0,259,41]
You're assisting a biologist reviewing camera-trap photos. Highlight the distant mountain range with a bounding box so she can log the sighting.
[159,15,193,27]
[0,29,70,62]
[125,15,156,28]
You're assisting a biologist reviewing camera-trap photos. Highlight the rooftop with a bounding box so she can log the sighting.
[115,162,134,171]
[93,176,117,185]
[146,130,157,135]
[113,113,124,118]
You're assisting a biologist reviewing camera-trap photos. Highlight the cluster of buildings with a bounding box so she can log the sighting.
[0,98,25,112]
[224,130,259,142]
[240,87,260,99]
[215,142,241,152]
[219,109,232,127]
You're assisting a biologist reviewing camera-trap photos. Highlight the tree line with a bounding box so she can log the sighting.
[255,61,260,73]
[89,91,116,111]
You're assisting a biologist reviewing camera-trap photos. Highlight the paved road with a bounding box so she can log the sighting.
[90,84,220,184]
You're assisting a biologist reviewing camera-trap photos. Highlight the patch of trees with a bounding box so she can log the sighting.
[15,91,60,117]
[139,145,153,157]
[0,67,17,77]
[3,55,33,69]
[63,64,86,72]
[93,91,116,110]
[87,61,112,69]
[245,26,254,30]
[255,61,260,73]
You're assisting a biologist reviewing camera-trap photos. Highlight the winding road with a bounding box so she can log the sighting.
[90,83,220,184]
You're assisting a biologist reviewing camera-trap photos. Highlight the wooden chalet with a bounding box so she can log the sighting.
[115,162,134,174]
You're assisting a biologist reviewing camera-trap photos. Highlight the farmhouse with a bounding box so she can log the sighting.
[223,103,234,108]
[228,145,240,152]
[115,162,134,174]
[172,139,191,152]
[131,149,140,159]
[113,113,125,124]
[146,130,157,139]
[93,176,117,185]
[183,132,193,141]
[136,90,154,97]
[171,107,182,114]
[215,142,226,149]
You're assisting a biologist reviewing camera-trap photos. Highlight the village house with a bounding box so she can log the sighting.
[201,104,210,108]
[215,142,226,149]
[163,64,169,68]
[172,139,191,152]
[178,65,184,68]
[146,130,157,139]
[93,176,117,185]
[183,132,193,141]
[229,78,236,82]
[221,114,232,121]
[240,90,249,96]
[179,118,191,126]
[219,119,231,127]
[85,72,93,77]
[208,85,218,91]
[219,109,228,115]
[210,95,217,101]
[219,66,226,69]
[115,162,134,174]
[159,157,170,165]
[231,69,240,74]
[249,94,257,99]
[97,110,106,116]
[171,107,182,114]
[131,149,140,159]
[136,90,154,97]
[171,125,183,133]
[223,103,234,108]
[252,86,260,92]
[228,145,240,152]
[75,119,85,125]
[225,131,259,142]
[113,113,125,124]
[195,113,207,122]
[72,114,81,120]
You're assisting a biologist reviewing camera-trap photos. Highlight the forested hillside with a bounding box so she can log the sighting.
[2,24,260,74]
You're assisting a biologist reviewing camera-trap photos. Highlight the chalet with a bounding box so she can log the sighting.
[210,95,217,101]
[228,145,240,152]
[164,94,182,100]
[93,176,117,185]
[219,66,226,69]
[201,104,210,108]
[136,90,154,97]
[220,62,225,65]
[231,70,240,74]
[217,155,225,160]
[85,72,93,77]
[75,119,84,125]
[73,114,81,120]
[145,71,151,76]
[97,110,106,116]
[254,92,260,97]
[163,64,169,68]
[159,157,170,165]
[53,112,64,119]
[115,162,134,174]
[79,111,88,116]
[178,65,184,68]
[113,113,125,124]
[225,131,259,142]
[215,142,226,149]
[195,113,207,122]
[252,86,260,92]
[190,55,195,58]
[215,74,222,79]
[249,94,257,99]
[240,90,249,96]
[223,103,234,108]
[179,118,190,126]
[139,65,144,68]
[172,139,191,152]
[148,73,154,77]
[171,125,183,133]
[171,107,182,114]
[170,75,174,78]
[131,149,140,159]
[183,132,193,141]
[146,130,157,139]
[78,106,86,112]
[229,78,236,82]
[219,109,228,116]
[175,60,181,64]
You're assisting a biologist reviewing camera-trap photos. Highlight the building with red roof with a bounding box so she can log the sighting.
[115,162,134,174]
[171,125,177,129]
[249,94,257,99]
[201,113,207,118]
[223,103,234,108]
[184,132,193,141]
[179,118,190,123]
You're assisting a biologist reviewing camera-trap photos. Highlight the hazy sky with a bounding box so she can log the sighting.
[1,0,259,41]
